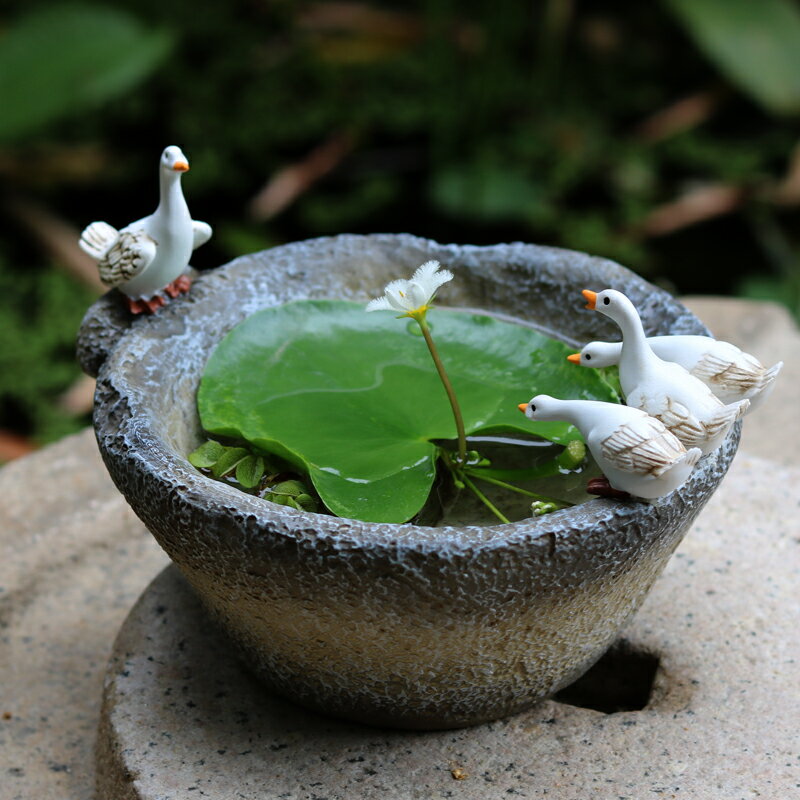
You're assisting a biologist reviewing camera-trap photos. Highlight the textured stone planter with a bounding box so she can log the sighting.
[78,234,738,730]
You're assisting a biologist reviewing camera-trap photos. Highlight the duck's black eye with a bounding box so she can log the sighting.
[585,353,592,361]
[603,296,610,305]
[529,403,536,413]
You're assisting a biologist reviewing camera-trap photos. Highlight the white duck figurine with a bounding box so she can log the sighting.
[79,145,212,314]
[581,289,749,454]
[519,395,702,499]
[568,336,781,413]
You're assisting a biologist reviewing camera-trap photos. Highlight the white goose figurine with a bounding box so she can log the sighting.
[79,145,212,314]
[519,395,702,499]
[568,336,781,413]
[582,289,749,454]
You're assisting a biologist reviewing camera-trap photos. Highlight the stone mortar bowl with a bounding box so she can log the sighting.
[78,233,739,730]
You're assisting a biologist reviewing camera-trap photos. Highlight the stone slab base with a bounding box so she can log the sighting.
[96,445,800,799]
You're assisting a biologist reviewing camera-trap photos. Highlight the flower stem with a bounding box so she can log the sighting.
[459,472,511,524]
[416,316,468,465]
[466,470,573,508]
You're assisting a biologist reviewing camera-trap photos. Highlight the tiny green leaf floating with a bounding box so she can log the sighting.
[235,455,266,489]
[268,480,319,512]
[198,300,619,524]
[188,439,226,470]
[211,447,249,479]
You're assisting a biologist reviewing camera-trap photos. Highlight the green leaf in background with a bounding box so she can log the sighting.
[0,3,174,142]
[665,0,800,115]
[198,301,619,524]
[0,261,96,446]
[430,163,547,224]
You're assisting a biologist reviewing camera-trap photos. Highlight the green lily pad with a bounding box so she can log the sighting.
[198,300,619,523]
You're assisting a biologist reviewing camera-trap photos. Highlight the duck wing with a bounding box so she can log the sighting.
[652,396,707,448]
[192,220,212,249]
[601,416,687,477]
[691,350,764,395]
[79,221,119,261]
[702,398,749,438]
[96,228,157,288]
[759,361,783,391]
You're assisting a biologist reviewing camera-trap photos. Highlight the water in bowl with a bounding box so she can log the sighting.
[432,434,603,527]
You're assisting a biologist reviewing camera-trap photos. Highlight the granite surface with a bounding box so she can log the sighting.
[679,297,799,467]
[0,429,168,800]
[1,297,798,800]
[99,482,800,800]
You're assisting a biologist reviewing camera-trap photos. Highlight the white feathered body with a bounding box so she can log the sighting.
[525,397,701,499]
[587,335,782,411]
[589,408,701,499]
[594,291,749,454]
[79,146,211,301]
[619,355,746,454]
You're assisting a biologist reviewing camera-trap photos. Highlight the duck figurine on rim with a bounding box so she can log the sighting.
[521,288,779,502]
[519,395,702,500]
[569,333,782,413]
[79,146,212,314]
[578,288,749,455]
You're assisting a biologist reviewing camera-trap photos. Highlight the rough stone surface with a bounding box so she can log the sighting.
[0,429,169,800]
[681,296,800,467]
[1,295,797,800]
[97,449,800,799]
[76,235,738,728]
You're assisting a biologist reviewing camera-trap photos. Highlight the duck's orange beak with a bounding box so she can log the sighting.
[582,289,597,310]
[173,161,190,172]
[567,353,581,364]
[518,403,528,413]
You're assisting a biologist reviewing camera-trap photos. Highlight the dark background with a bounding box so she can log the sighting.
[2,0,800,456]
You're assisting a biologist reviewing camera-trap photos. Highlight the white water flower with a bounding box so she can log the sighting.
[366,260,453,316]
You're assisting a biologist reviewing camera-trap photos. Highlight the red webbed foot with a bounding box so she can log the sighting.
[586,476,631,500]
[126,294,166,315]
[164,274,192,298]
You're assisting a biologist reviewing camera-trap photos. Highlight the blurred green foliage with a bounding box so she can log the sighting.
[0,249,95,443]
[666,0,800,115]
[0,3,173,142]
[2,0,800,447]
